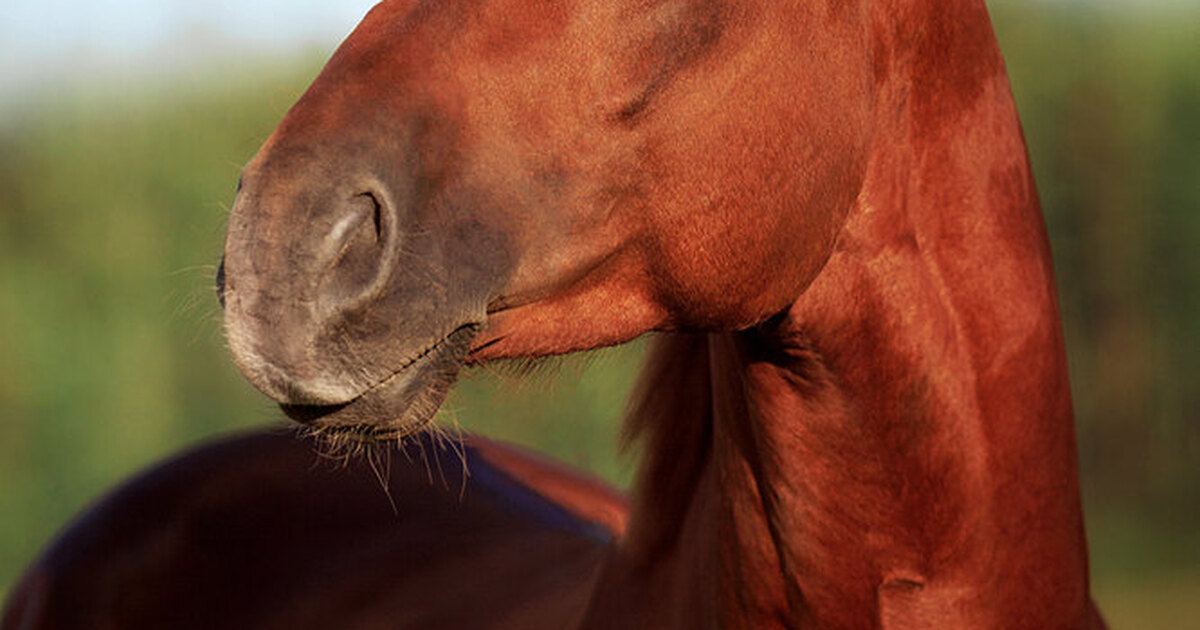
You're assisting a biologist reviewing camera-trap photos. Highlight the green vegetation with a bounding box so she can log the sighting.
[992,1,1200,596]
[1,2,1196,624]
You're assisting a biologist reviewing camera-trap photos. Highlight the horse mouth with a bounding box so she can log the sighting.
[279,323,481,440]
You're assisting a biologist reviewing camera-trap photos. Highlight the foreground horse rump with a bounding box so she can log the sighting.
[5,0,1106,628]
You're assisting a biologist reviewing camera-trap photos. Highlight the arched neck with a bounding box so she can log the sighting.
[581,2,1094,628]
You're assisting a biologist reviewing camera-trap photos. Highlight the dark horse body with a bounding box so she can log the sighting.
[2,432,626,629]
[5,0,1106,628]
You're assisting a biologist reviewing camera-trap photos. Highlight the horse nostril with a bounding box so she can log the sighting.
[363,191,383,241]
[319,190,393,307]
[327,192,384,254]
[215,256,227,308]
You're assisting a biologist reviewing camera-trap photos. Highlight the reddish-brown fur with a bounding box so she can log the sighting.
[4,1,1106,628]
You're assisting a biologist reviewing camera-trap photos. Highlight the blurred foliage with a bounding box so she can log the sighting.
[991,0,1200,580]
[990,4,1200,622]
[0,1,1197,625]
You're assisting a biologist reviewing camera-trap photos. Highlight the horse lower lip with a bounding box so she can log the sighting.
[279,324,480,430]
[277,356,441,432]
[278,360,424,425]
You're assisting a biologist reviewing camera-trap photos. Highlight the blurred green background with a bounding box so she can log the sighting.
[0,1,1196,626]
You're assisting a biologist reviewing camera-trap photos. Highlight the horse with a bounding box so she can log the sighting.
[3,0,1107,628]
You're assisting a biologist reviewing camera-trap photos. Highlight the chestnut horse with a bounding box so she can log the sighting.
[4,0,1107,628]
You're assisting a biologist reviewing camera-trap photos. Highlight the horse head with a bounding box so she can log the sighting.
[219,0,876,436]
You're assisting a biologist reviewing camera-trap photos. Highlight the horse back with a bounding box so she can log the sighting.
[2,429,626,630]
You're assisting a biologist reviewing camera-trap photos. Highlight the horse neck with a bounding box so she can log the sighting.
[585,3,1094,628]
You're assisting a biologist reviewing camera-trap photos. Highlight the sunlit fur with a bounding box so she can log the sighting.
[3,1,1108,629]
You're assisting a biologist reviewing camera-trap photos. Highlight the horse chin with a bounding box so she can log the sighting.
[279,323,480,442]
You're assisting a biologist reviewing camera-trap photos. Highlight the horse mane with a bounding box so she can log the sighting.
[621,332,719,561]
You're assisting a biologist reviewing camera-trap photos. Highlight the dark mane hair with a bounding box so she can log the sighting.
[622,333,716,561]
